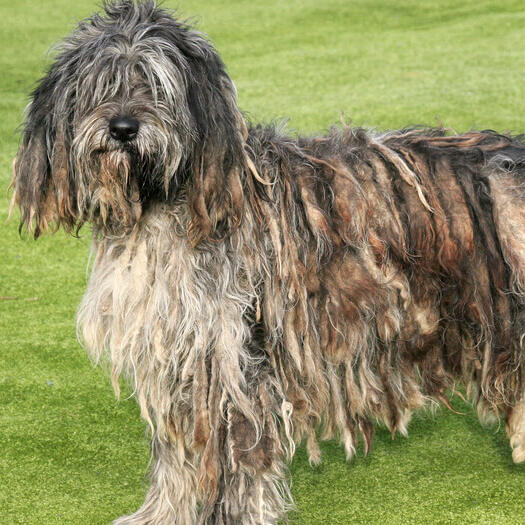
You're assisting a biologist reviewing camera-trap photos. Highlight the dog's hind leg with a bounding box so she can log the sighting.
[507,401,525,463]
[489,167,525,464]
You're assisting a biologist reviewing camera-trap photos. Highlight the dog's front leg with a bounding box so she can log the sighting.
[204,460,291,525]
[114,433,198,525]
[197,393,293,525]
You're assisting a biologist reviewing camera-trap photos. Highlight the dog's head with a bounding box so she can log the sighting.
[12,0,250,241]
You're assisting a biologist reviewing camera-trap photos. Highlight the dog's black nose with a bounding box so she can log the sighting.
[109,116,140,142]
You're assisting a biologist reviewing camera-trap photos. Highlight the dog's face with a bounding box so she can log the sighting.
[12,0,248,240]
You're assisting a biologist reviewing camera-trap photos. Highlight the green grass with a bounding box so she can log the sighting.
[1,1,525,523]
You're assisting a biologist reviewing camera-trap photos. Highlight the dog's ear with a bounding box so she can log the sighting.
[11,69,77,238]
[181,39,250,245]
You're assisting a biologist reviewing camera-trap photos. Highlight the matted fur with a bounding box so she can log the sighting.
[11,1,525,523]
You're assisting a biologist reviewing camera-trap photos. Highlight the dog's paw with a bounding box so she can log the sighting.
[507,402,525,464]
[510,432,525,463]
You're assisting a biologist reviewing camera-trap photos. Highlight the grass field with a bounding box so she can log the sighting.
[1,1,525,523]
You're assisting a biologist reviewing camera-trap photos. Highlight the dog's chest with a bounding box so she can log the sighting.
[77,207,251,380]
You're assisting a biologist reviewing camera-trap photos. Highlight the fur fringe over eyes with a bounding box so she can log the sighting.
[12,1,525,524]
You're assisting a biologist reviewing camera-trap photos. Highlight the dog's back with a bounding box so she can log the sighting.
[245,125,525,456]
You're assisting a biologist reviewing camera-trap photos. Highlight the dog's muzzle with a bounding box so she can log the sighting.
[109,115,140,142]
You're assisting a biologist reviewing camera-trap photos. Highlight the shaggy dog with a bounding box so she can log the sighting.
[11,1,525,523]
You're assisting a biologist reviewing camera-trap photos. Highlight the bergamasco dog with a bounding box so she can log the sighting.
[10,1,525,523]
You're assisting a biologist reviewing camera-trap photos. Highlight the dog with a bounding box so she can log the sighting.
[11,1,525,523]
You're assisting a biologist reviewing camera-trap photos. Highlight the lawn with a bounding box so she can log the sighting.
[1,1,525,523]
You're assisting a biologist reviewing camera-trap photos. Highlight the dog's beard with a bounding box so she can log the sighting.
[88,150,142,232]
